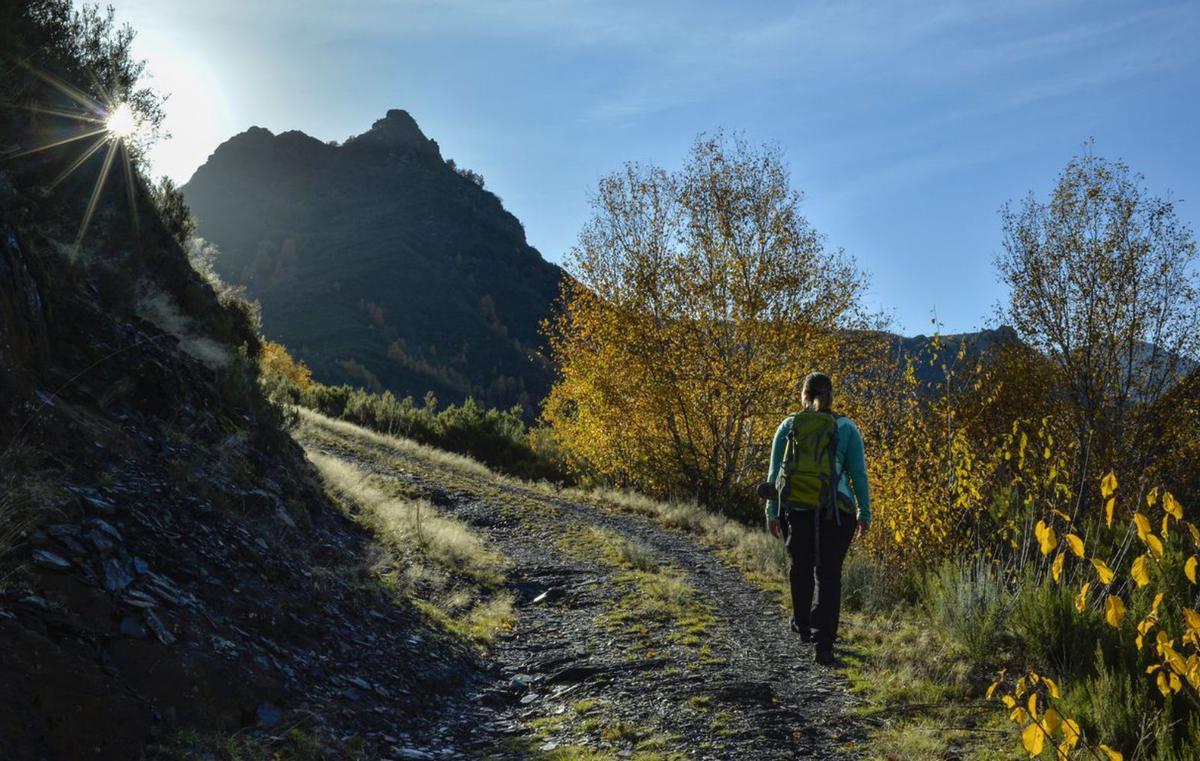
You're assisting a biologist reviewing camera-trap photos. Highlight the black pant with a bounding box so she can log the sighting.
[785,510,856,650]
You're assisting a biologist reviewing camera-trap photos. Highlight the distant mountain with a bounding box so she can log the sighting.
[893,326,1022,386]
[181,109,563,411]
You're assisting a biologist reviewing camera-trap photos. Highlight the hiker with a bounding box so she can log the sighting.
[764,372,870,666]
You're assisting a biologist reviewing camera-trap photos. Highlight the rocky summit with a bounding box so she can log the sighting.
[181,110,564,413]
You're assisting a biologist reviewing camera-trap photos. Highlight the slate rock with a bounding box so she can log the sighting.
[143,609,175,644]
[32,549,71,571]
[101,559,133,592]
[532,588,564,605]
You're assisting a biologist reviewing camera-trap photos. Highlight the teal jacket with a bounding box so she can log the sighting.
[765,413,871,524]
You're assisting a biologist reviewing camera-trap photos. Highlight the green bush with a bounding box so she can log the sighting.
[297,383,566,482]
[1054,645,1200,761]
[921,558,1014,664]
[1009,572,1108,682]
[842,550,918,614]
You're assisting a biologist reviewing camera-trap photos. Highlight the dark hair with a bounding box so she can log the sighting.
[802,372,834,412]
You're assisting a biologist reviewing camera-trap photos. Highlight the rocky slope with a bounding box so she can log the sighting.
[181,110,563,413]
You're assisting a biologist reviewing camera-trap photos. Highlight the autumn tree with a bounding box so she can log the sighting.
[996,147,1200,495]
[543,133,868,515]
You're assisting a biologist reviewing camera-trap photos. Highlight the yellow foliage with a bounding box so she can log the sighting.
[1092,558,1115,584]
[542,135,868,510]
[259,339,314,392]
[1021,722,1044,756]
[1035,520,1058,555]
[1164,491,1183,520]
[1101,471,1118,498]
[1105,595,1126,628]
[1131,555,1151,588]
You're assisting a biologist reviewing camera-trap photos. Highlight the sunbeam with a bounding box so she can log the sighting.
[25,64,107,114]
[46,134,109,190]
[18,103,105,124]
[72,138,120,256]
[6,127,109,159]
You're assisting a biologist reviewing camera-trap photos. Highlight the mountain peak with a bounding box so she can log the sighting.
[347,108,440,157]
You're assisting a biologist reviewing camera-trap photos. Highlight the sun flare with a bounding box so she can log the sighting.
[105,102,138,140]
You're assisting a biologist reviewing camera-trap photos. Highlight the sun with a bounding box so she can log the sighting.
[105,102,138,140]
[7,66,162,255]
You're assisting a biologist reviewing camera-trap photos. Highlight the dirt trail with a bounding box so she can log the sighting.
[301,419,862,760]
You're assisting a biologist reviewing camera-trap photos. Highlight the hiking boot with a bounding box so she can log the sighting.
[790,619,813,642]
[814,647,836,666]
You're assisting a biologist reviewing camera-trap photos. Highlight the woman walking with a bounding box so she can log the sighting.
[764,372,871,665]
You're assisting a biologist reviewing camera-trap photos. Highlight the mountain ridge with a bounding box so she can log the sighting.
[181,109,563,413]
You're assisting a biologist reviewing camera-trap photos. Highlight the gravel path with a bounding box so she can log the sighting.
[301,420,862,760]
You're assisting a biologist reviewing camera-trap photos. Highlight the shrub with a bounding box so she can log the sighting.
[842,550,916,614]
[296,381,566,482]
[1010,573,1108,682]
[922,558,1014,664]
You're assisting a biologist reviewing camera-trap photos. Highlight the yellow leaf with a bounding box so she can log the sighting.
[1062,719,1081,747]
[1147,486,1160,507]
[1184,609,1200,634]
[1002,694,1017,709]
[1187,556,1198,584]
[1101,471,1118,499]
[1163,514,1171,539]
[1105,595,1126,628]
[1022,722,1045,756]
[1043,675,1061,699]
[1036,520,1058,555]
[1075,582,1090,612]
[1133,512,1151,537]
[1144,532,1164,559]
[1027,692,1038,720]
[1131,554,1151,587]
[1151,592,1165,618]
[1137,618,1156,650]
[1157,670,1173,696]
[1052,552,1065,583]
[1065,533,1085,557]
[1043,707,1062,735]
[1099,745,1123,761]
[1188,522,1200,546]
[986,680,1001,700]
[1093,558,1115,584]
[1010,706,1028,724]
[1105,497,1115,527]
[1164,491,1183,520]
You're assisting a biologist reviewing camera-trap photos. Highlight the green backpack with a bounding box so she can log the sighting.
[774,410,849,516]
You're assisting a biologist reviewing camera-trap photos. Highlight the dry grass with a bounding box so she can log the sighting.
[567,487,787,579]
[307,449,504,576]
[299,408,494,477]
[306,447,514,645]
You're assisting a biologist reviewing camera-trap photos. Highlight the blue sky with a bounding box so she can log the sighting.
[104,0,1199,334]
